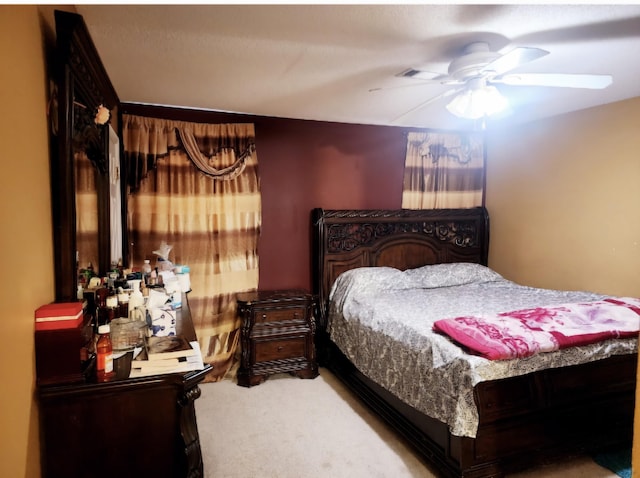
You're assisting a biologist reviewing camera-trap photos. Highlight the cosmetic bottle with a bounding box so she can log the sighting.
[128,279,145,320]
[142,260,152,285]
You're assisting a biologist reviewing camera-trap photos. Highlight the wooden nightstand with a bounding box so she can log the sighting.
[236,290,319,387]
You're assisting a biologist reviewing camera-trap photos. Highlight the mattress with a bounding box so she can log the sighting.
[327,263,638,437]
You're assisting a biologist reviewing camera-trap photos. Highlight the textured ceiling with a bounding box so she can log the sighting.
[77,4,640,130]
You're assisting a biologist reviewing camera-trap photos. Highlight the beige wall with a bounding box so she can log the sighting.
[486,97,640,297]
[0,5,55,478]
[485,96,640,475]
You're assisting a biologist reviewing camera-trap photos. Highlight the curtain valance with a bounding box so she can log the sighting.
[122,114,256,190]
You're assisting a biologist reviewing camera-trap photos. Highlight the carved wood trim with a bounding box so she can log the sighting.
[178,385,204,478]
[52,11,120,301]
[312,207,489,329]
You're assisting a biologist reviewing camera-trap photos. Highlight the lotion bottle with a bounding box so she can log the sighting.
[128,279,145,320]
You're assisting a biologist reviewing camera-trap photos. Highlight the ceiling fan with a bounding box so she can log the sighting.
[381,41,613,122]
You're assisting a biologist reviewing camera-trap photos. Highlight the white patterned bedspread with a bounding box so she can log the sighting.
[327,263,638,438]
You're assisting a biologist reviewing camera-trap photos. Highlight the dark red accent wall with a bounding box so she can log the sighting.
[120,104,421,291]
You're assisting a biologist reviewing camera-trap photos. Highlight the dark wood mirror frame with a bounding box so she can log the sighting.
[52,10,124,301]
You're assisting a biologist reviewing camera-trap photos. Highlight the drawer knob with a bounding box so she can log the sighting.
[277,346,284,351]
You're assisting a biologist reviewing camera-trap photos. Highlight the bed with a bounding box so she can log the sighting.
[311,207,638,478]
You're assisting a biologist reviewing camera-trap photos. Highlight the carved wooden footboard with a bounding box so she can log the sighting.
[311,207,637,478]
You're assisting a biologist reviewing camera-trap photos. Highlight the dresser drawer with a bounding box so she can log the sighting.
[254,335,307,363]
[253,306,308,326]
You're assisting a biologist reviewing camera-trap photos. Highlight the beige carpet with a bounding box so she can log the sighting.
[195,368,619,478]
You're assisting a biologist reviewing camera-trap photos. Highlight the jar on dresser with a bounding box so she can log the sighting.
[236,289,319,387]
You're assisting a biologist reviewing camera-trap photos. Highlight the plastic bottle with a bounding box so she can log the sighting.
[127,279,145,320]
[96,324,114,382]
[142,259,152,285]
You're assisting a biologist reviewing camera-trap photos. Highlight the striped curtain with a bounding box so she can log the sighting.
[401,131,485,209]
[122,114,261,381]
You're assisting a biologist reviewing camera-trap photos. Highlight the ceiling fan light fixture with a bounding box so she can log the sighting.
[446,84,509,119]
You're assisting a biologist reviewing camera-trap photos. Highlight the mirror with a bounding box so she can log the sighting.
[75,149,99,274]
[52,10,122,301]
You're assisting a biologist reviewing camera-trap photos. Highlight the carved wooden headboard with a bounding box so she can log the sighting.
[311,207,489,329]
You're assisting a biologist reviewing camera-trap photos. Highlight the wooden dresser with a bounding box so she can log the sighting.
[236,290,319,387]
[37,294,213,478]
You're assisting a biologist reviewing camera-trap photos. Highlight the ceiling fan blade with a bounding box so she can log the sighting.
[391,87,463,123]
[481,46,549,76]
[513,17,640,45]
[493,73,612,89]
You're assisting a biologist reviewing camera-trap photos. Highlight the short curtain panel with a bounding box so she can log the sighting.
[122,114,261,381]
[401,131,485,209]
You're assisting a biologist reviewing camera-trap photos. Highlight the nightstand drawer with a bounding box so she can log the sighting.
[253,306,307,325]
[254,336,306,363]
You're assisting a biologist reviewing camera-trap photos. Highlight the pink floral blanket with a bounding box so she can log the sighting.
[433,297,640,360]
